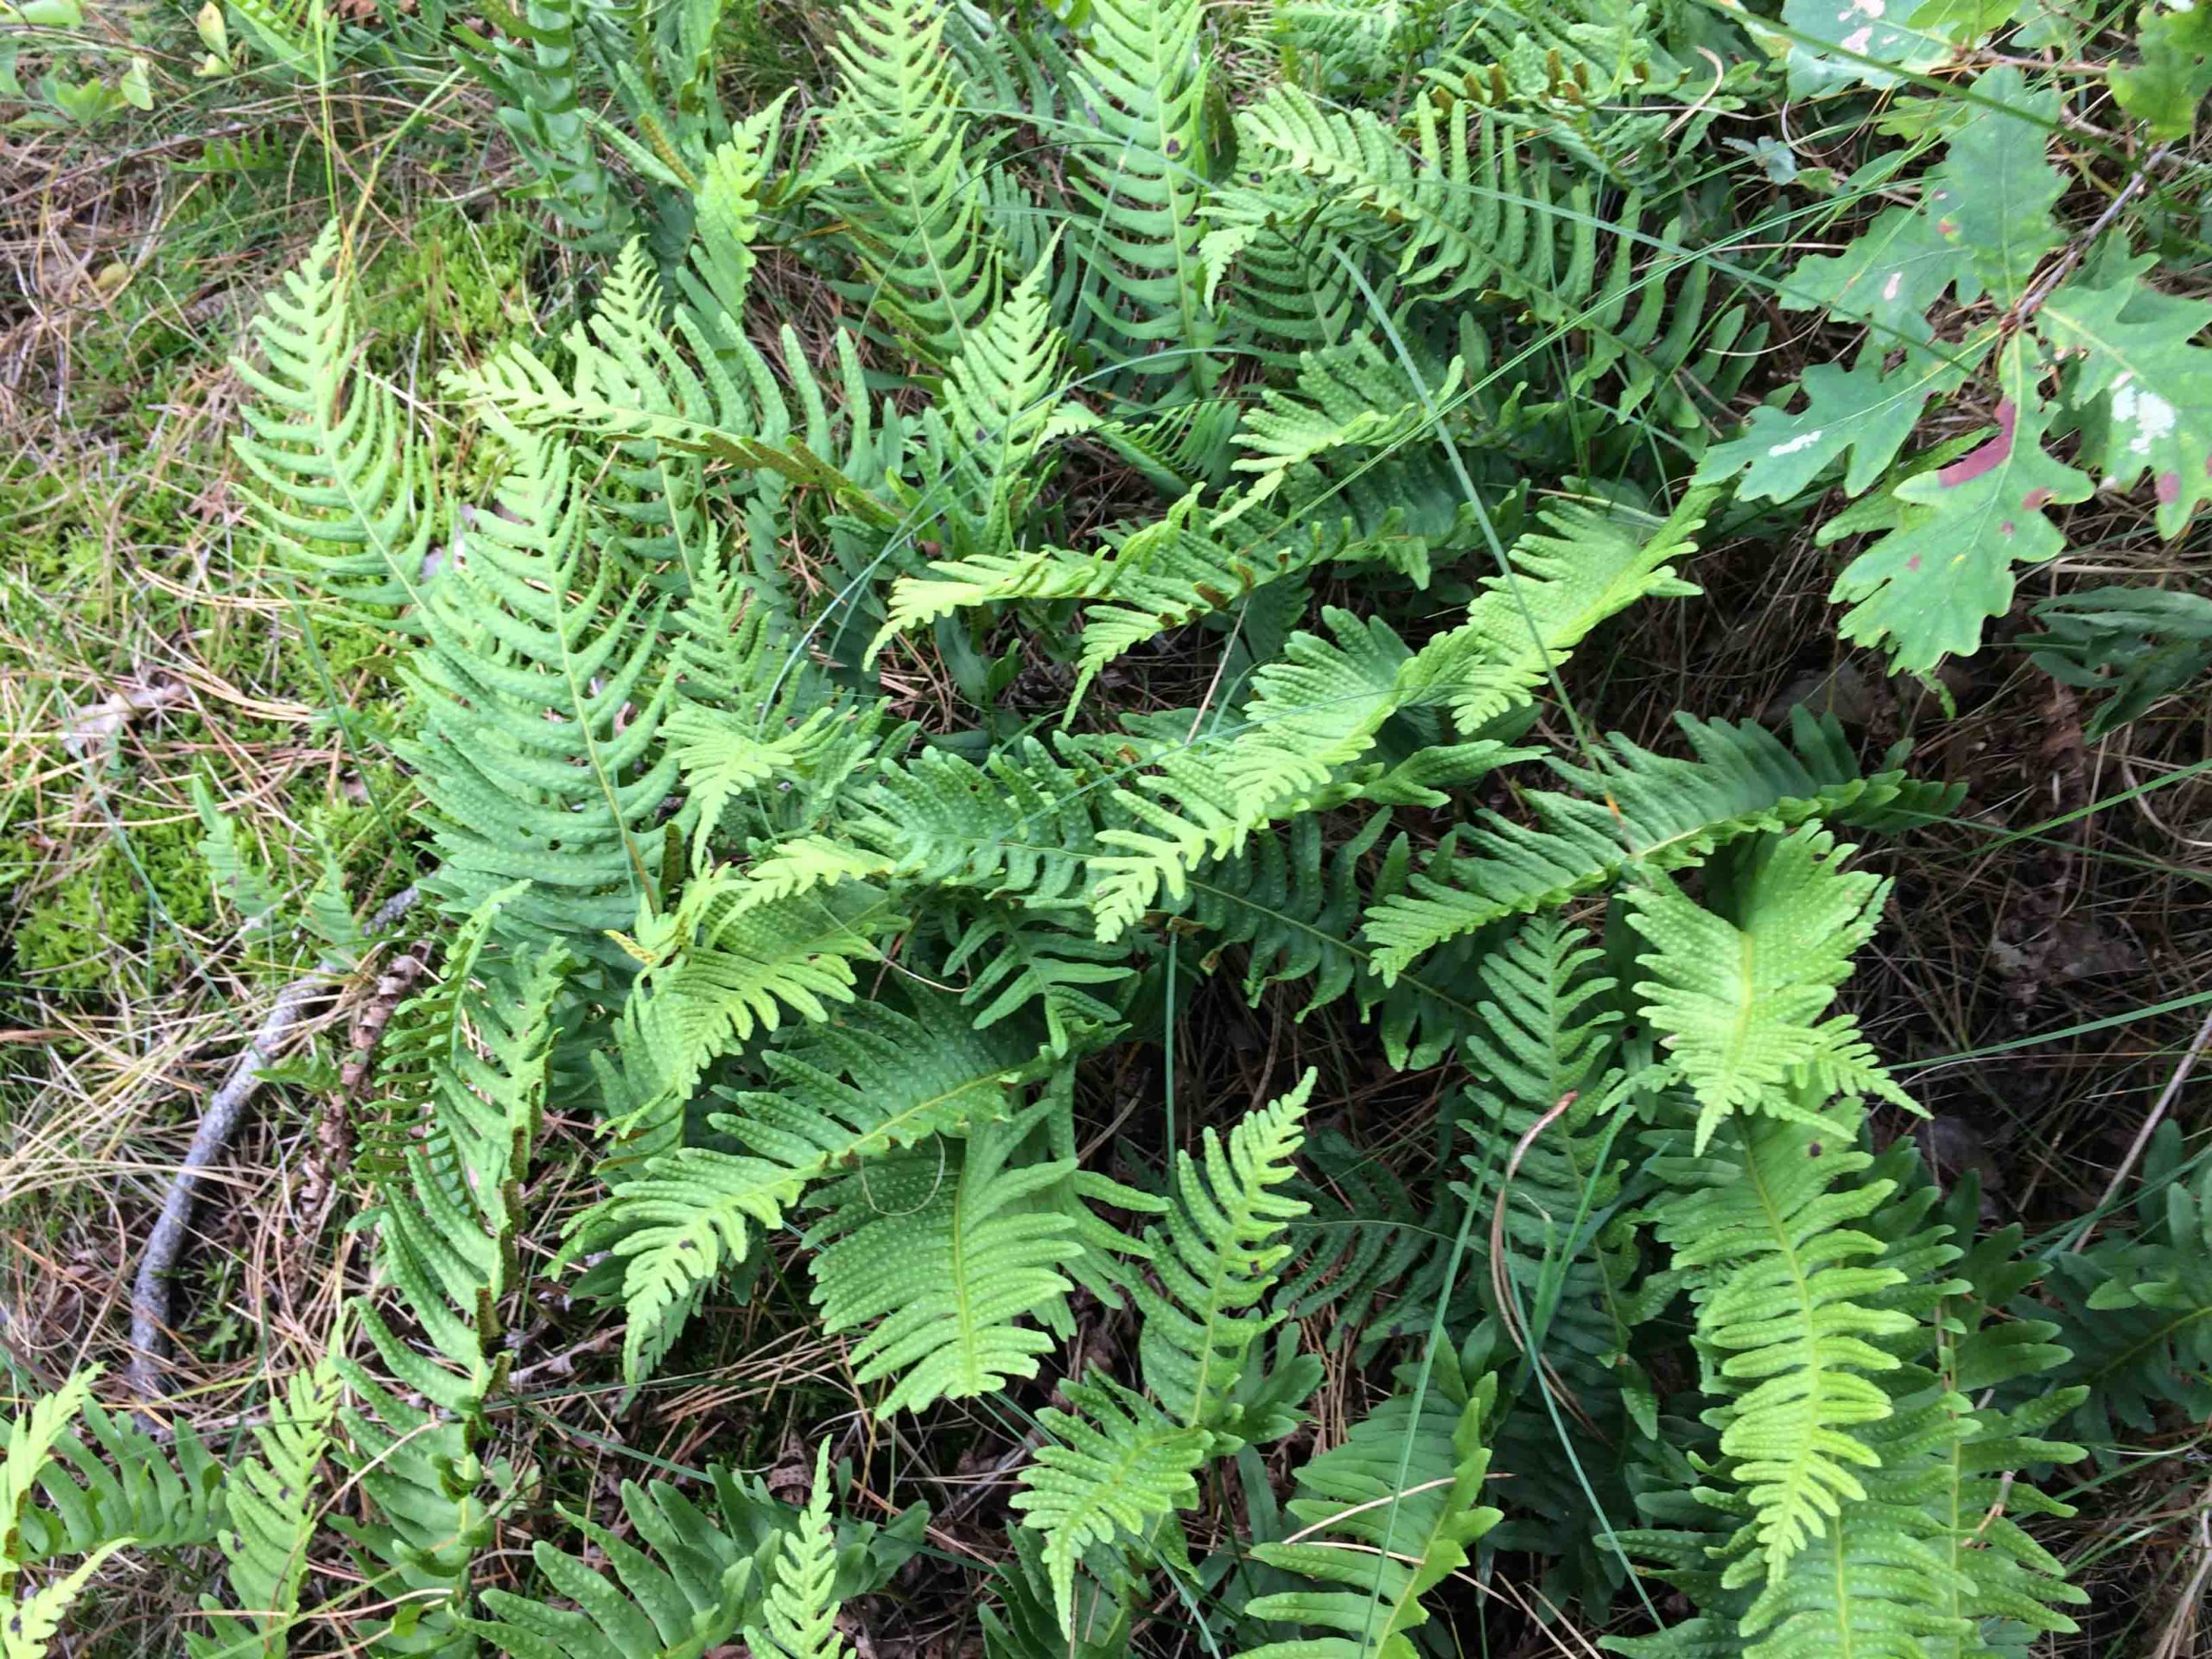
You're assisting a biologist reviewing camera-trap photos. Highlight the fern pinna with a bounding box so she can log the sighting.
[44,1,2208,1655]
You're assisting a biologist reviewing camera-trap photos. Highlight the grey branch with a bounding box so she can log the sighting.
[127,886,423,1403]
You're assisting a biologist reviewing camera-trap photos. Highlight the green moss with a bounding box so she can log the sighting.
[10,810,213,996]
[359,208,535,359]
[0,200,511,1013]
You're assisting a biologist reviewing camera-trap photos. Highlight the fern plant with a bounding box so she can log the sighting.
[231,223,437,627]
[1066,0,1217,388]
[818,0,1003,363]
[2042,1121,2212,1451]
[189,1354,344,1659]
[4,1372,112,1658]
[468,1450,925,1657]
[1237,1349,1501,1658]
[1012,1076,1320,1629]
[44,2,2196,1653]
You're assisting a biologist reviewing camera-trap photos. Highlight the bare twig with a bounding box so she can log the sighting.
[2012,144,2173,330]
[2152,1483,2212,1659]
[1489,1090,1602,1435]
[1489,1091,1578,1353]
[2070,1001,2212,1254]
[126,886,422,1402]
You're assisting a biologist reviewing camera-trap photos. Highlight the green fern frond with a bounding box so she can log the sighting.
[1410,493,1706,732]
[1238,1362,1501,1659]
[1230,83,1572,315]
[1086,495,1704,941]
[807,1099,1097,1414]
[6,1541,130,1659]
[1629,827,1914,1151]
[10,1386,224,1569]
[1464,912,1623,1118]
[937,901,1137,1057]
[446,247,896,527]
[1087,614,1416,939]
[1654,1110,1926,1580]
[906,240,1092,562]
[1010,1374,1211,1635]
[1421,0,1691,114]
[820,0,1002,364]
[370,939,568,1395]
[189,1354,344,1659]
[1092,397,1243,495]
[1198,178,1360,360]
[1451,912,1649,1358]
[1224,79,1749,430]
[329,1316,503,1657]
[1643,1382,2082,1659]
[1362,710,1954,984]
[476,1503,761,1657]
[1161,809,1497,1075]
[1277,1126,1441,1328]
[1136,1072,1315,1430]
[1920,1352,2089,1653]
[354,895,508,1180]
[662,527,875,831]
[677,89,795,327]
[583,993,1040,1387]
[981,1523,1135,1659]
[1568,207,1764,431]
[870,544,1101,652]
[2044,1121,2212,1446]
[1075,513,1361,704]
[586,1136,793,1391]
[404,427,677,953]
[1069,0,1217,385]
[457,0,629,247]
[1086,611,1532,941]
[1223,340,1465,523]
[193,775,285,939]
[1179,810,1386,1020]
[667,540,823,722]
[330,913,563,1653]
[231,223,435,627]
[668,706,847,869]
[3,1371,99,1587]
[874,488,1418,705]
[1620,1135,2088,1655]
[1269,0,1439,99]
[848,738,1103,903]
[655,871,895,1058]
[469,1460,925,1658]
[741,1447,848,1659]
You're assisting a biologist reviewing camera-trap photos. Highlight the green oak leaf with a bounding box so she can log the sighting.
[1779,0,1954,93]
[1831,341,2090,669]
[1782,203,1961,344]
[2037,269,2212,538]
[1904,0,2022,38]
[1699,347,1978,500]
[2112,3,2212,139]
[1774,67,2060,327]
[1925,67,2063,305]
[1707,68,2063,511]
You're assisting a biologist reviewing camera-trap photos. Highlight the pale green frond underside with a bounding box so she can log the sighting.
[1136,1071,1314,1429]
[1010,1375,1211,1637]
[808,1102,1092,1415]
[1630,825,1915,1151]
